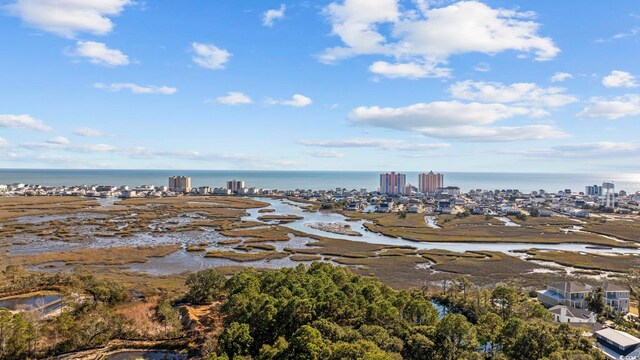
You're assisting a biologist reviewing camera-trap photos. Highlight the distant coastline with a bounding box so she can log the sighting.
[0,169,638,193]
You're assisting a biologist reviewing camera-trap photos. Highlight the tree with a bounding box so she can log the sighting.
[219,322,253,359]
[185,268,225,304]
[398,210,407,219]
[286,325,327,360]
[402,333,435,360]
[586,287,605,315]
[434,314,478,360]
[476,312,503,357]
[455,277,472,301]
[492,285,517,319]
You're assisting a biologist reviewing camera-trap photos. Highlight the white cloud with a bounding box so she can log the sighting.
[348,101,567,142]
[263,4,286,27]
[369,60,451,79]
[73,127,107,137]
[71,41,129,67]
[216,92,253,105]
[449,80,578,107]
[602,70,638,88]
[550,72,572,82]
[508,142,640,159]
[93,82,177,95]
[5,0,131,37]
[267,94,313,107]
[0,137,9,148]
[420,124,567,142]
[21,141,115,153]
[321,0,559,78]
[350,101,540,130]
[0,114,51,132]
[192,42,231,70]
[298,137,450,151]
[47,136,70,145]
[305,150,345,158]
[474,62,491,72]
[578,94,640,120]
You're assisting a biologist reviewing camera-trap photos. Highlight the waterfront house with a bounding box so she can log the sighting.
[537,282,630,313]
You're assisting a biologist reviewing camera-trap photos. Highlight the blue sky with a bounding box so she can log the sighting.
[0,0,639,172]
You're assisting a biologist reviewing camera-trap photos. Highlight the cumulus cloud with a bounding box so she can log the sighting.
[602,70,638,88]
[74,127,108,137]
[305,150,345,158]
[369,60,451,79]
[192,42,231,70]
[578,94,640,120]
[449,80,578,108]
[350,101,540,129]
[5,0,131,37]
[321,0,559,78]
[550,72,572,82]
[0,114,51,132]
[216,92,253,105]
[0,137,9,148]
[298,137,450,151]
[348,101,567,141]
[70,41,129,67]
[263,4,286,27]
[266,94,312,107]
[93,82,177,95]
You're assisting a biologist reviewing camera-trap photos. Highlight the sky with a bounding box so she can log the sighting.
[0,0,639,173]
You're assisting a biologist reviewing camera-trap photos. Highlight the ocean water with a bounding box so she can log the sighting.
[0,169,639,193]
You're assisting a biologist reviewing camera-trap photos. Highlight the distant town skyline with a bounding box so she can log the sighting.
[1,1,639,172]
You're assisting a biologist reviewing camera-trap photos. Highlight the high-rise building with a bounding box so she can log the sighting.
[379,172,406,195]
[418,171,444,193]
[585,185,603,196]
[168,176,191,193]
[603,182,615,208]
[227,180,245,193]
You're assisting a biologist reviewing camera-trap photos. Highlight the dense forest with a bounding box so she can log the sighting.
[0,262,617,359]
[187,263,604,360]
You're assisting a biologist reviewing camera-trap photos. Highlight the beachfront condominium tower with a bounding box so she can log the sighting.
[227,180,245,193]
[169,176,191,193]
[418,171,444,193]
[379,172,407,195]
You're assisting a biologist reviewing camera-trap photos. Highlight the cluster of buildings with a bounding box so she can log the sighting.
[1,174,639,217]
[537,281,640,358]
[378,171,444,195]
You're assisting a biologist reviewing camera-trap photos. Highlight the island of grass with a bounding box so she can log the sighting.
[305,222,363,236]
[256,214,304,223]
[344,212,640,248]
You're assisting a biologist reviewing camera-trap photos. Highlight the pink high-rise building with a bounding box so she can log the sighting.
[379,172,407,195]
[418,171,444,193]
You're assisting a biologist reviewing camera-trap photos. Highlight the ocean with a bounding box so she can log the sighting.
[1,169,639,193]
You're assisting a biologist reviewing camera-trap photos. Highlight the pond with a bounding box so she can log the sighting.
[0,293,63,315]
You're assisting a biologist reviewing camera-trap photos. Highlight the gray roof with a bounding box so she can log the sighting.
[549,282,591,293]
[598,281,628,293]
[596,328,640,348]
[549,305,594,319]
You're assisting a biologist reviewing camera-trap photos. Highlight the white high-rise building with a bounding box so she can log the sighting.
[227,180,245,193]
[418,171,444,193]
[603,182,615,208]
[379,172,406,195]
[168,176,191,193]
